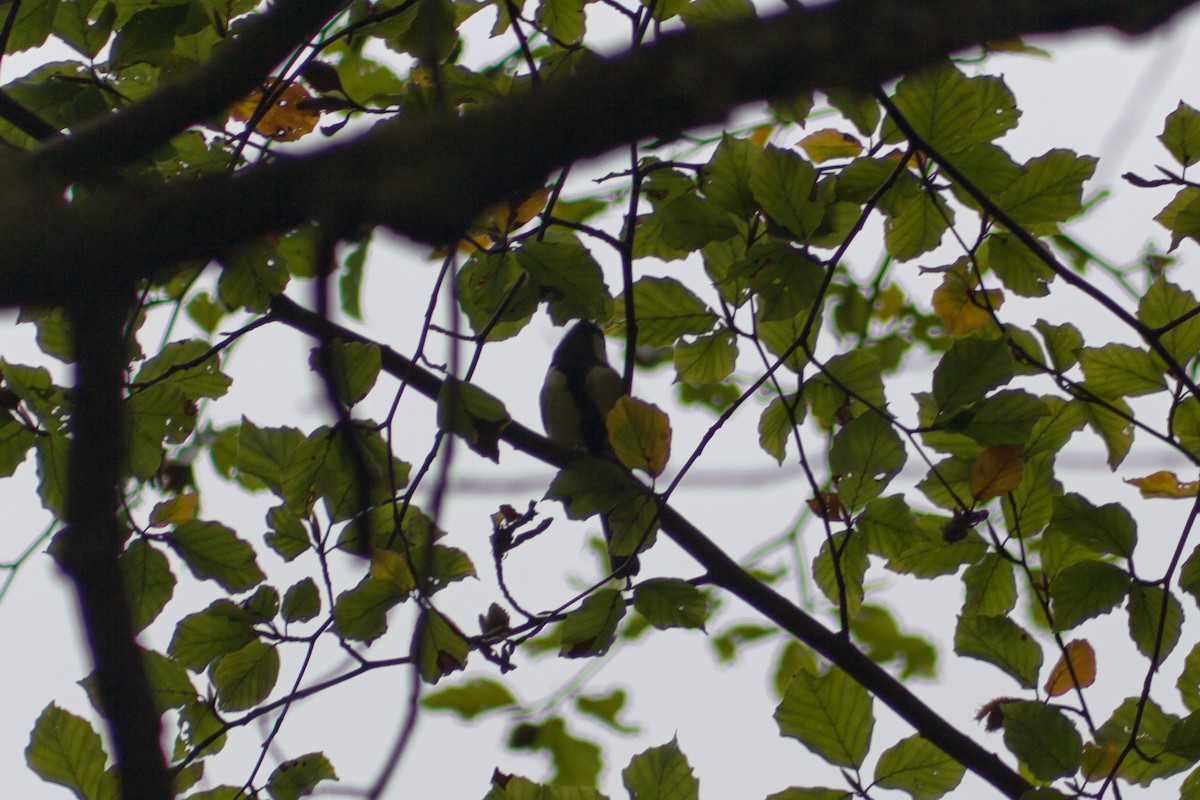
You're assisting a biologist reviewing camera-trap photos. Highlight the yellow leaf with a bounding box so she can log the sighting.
[749,124,774,147]
[606,396,672,478]
[1125,470,1200,498]
[931,262,1003,336]
[229,84,320,141]
[796,129,863,163]
[486,188,551,235]
[370,548,415,593]
[148,492,198,528]
[1044,639,1096,697]
[968,444,1024,501]
[1081,743,1121,782]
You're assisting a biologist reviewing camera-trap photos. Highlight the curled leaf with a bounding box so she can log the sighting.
[1125,470,1200,498]
[1043,639,1096,697]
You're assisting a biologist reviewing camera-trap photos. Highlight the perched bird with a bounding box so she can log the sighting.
[540,320,639,576]
[540,320,624,456]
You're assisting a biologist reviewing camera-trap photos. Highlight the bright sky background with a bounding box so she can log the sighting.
[7,4,1200,799]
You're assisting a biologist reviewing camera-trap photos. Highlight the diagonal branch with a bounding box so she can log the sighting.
[2,0,1200,304]
[268,294,1033,799]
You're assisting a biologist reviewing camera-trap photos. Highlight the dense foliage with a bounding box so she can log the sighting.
[7,0,1200,798]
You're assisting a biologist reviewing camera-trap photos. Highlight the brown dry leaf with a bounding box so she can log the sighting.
[931,262,1003,336]
[1125,470,1200,498]
[796,129,863,163]
[1044,639,1096,697]
[968,444,1024,501]
[229,84,320,141]
[807,491,843,520]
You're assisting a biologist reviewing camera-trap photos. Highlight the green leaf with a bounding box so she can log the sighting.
[167,520,265,593]
[828,410,906,510]
[674,329,736,384]
[960,390,1049,446]
[728,241,824,321]
[169,599,256,671]
[1180,643,1200,712]
[422,678,517,720]
[633,578,708,630]
[266,753,338,800]
[561,588,626,658]
[218,240,289,312]
[884,185,952,261]
[775,666,873,768]
[622,738,699,800]
[437,377,510,462]
[813,531,867,618]
[1034,320,1083,371]
[140,647,198,713]
[576,689,639,735]
[265,505,311,561]
[962,553,1016,617]
[212,639,279,712]
[1160,101,1200,167]
[656,195,740,250]
[332,576,406,643]
[1096,698,1190,785]
[805,349,885,429]
[889,62,979,153]
[980,232,1054,297]
[536,0,584,44]
[417,608,469,683]
[931,337,1015,412]
[953,615,1042,688]
[873,735,965,799]
[36,433,69,515]
[1001,701,1082,781]
[1077,396,1134,469]
[515,239,612,326]
[1048,560,1130,631]
[1129,582,1184,660]
[849,605,937,679]
[996,149,1098,228]
[457,250,538,341]
[749,145,824,240]
[765,790,850,800]
[1080,344,1166,398]
[1047,492,1136,558]
[610,277,717,346]
[119,538,175,632]
[282,578,321,623]
[509,717,602,787]
[0,416,35,477]
[1139,277,1200,367]
[25,704,108,800]
[703,134,762,218]
[314,339,381,406]
[236,419,305,493]
[759,393,802,464]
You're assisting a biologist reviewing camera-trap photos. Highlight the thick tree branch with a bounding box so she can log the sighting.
[28,0,350,182]
[59,293,172,800]
[2,0,1199,304]
[268,294,1033,799]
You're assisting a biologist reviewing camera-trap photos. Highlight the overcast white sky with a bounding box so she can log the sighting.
[7,5,1200,799]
